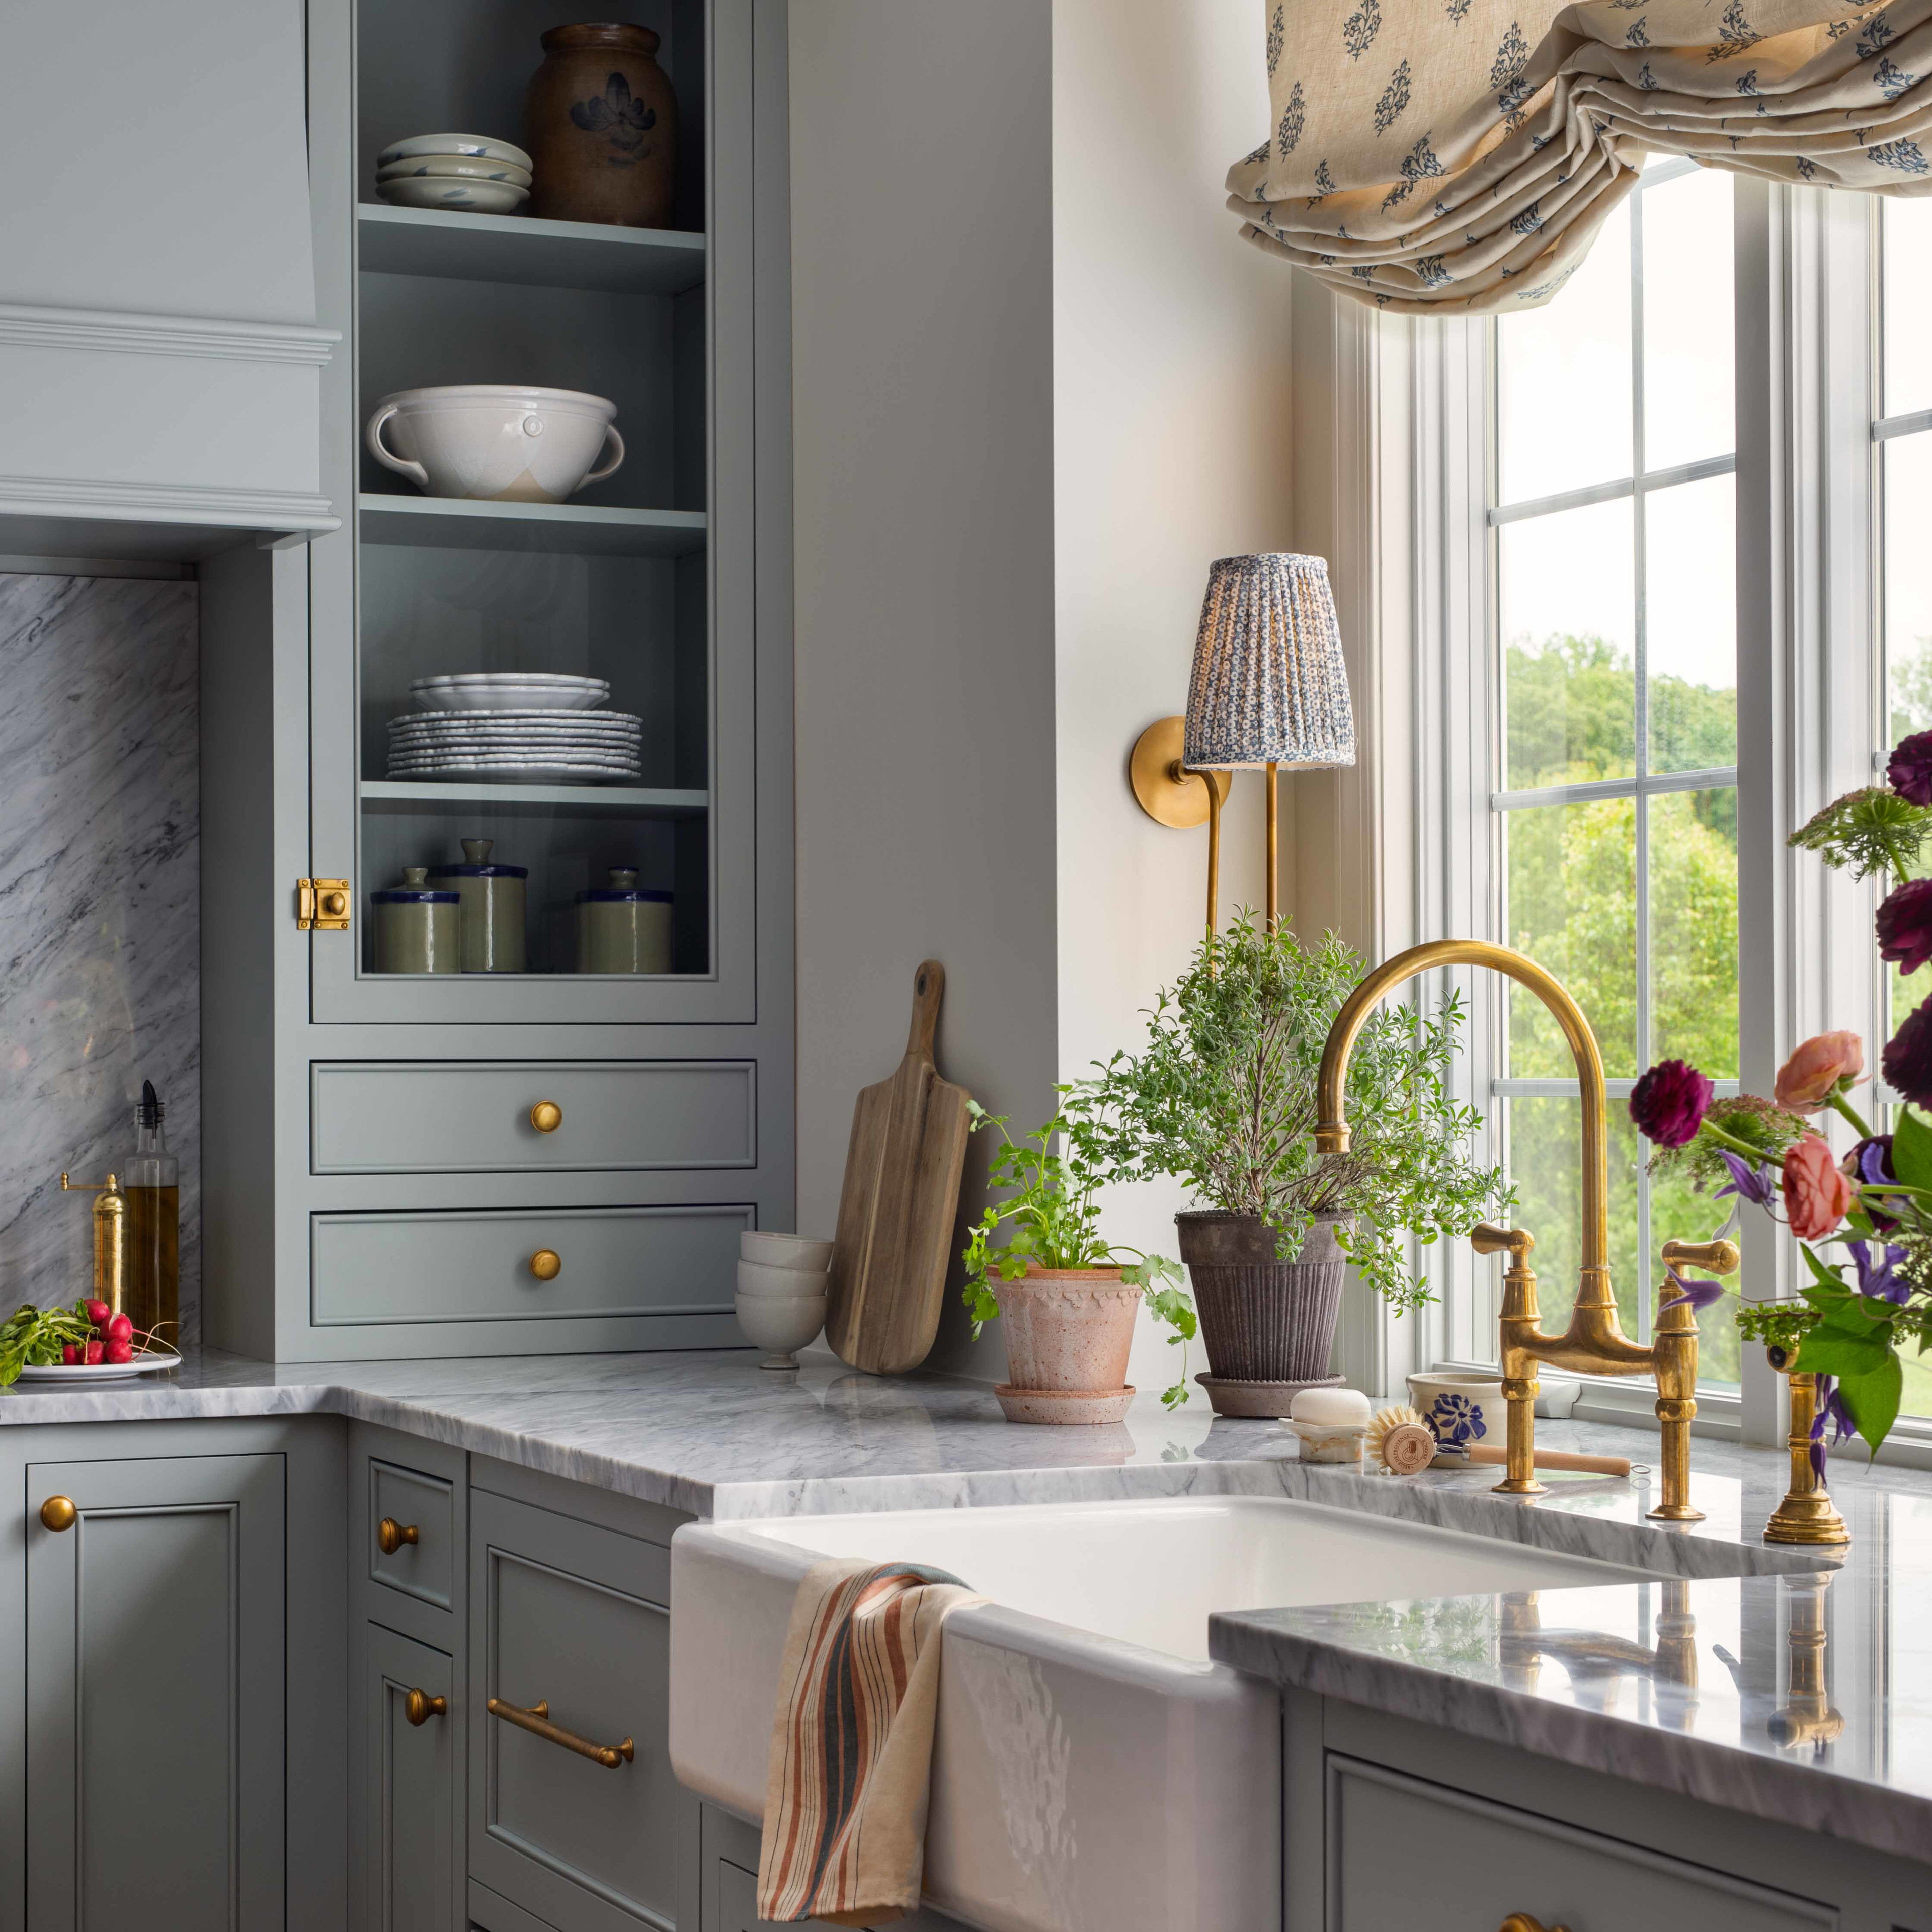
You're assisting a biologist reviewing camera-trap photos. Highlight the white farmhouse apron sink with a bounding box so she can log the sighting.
[668,1494,1654,1932]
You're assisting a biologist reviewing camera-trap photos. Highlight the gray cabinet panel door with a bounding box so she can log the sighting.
[311,1061,756,1175]
[363,1623,460,1932]
[1330,1756,1836,1931]
[26,1452,286,1932]
[312,1202,749,1326]
[469,1490,678,1932]
[368,1458,456,1615]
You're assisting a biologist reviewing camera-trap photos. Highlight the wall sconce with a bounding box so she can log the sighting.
[1130,554,1355,937]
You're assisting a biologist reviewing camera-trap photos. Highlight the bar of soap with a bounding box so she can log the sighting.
[1289,1387,1372,1425]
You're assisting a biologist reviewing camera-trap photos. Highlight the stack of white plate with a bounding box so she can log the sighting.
[387,673,642,784]
[375,134,533,216]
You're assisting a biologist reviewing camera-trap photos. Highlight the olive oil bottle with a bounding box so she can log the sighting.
[124,1080,179,1346]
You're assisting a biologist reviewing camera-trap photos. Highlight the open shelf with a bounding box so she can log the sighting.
[361,779,708,814]
[357,495,707,557]
[356,203,706,295]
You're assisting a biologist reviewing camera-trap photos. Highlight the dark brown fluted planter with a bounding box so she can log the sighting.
[1175,1211,1346,1384]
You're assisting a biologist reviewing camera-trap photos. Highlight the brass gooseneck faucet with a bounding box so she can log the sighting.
[1314,939,1739,1524]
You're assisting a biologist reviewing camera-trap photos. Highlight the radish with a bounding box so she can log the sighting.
[84,1299,110,1329]
[83,1339,104,1365]
[105,1312,133,1345]
[103,1338,134,1365]
[62,1343,79,1365]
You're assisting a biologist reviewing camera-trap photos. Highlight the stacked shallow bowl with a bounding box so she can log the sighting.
[375,134,533,216]
[387,673,643,784]
[735,1233,831,1370]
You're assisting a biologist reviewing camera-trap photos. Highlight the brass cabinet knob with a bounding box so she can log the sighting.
[529,1100,562,1133]
[39,1495,76,1533]
[320,889,348,918]
[1501,1917,1571,1932]
[530,1249,562,1281]
[377,1517,419,1556]
[404,1688,447,1727]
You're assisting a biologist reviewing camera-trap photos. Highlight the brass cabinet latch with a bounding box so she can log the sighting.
[296,878,351,931]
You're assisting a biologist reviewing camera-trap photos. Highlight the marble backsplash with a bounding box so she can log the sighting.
[0,574,200,1346]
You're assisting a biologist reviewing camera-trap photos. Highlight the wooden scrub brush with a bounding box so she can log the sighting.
[1367,1405,1437,1476]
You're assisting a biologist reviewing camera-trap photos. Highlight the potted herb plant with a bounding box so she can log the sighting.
[961,1092,1196,1424]
[1085,914,1507,1414]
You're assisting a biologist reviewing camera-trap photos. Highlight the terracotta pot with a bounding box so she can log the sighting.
[1174,1211,1346,1383]
[994,1266,1140,1417]
[525,23,679,228]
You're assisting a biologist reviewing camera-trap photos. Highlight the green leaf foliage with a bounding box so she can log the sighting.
[1893,1105,1932,1191]
[1838,1350,1904,1457]
[1080,914,1509,1313]
[957,1094,1196,1406]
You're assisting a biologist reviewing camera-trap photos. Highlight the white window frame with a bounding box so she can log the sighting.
[1294,176,1932,1462]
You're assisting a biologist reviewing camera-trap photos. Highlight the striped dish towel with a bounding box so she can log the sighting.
[757,1556,984,1926]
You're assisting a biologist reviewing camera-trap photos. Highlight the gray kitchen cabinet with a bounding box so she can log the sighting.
[199,0,795,1362]
[1327,1756,1835,1932]
[25,1450,286,1931]
[468,1486,693,1932]
[361,1623,463,1932]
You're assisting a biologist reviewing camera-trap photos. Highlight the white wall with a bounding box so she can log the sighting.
[790,0,1296,1389]
[1052,0,1293,1401]
[789,0,1060,1377]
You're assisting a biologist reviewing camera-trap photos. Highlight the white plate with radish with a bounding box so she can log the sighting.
[16,1347,181,1382]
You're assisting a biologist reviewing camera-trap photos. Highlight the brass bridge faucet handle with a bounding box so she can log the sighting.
[1473,1223,1544,1496]
[1661,1237,1741,1276]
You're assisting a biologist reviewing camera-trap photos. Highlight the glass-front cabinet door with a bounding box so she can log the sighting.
[310,0,758,1024]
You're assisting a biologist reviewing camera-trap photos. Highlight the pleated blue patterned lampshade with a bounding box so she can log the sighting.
[1182,553,1355,769]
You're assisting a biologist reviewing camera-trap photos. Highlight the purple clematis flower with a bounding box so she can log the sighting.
[1810,1373,1856,1483]
[1714,1149,1776,1209]
[1659,1266,1727,1314]
[1845,1133,1900,1234]
[1849,1237,1912,1305]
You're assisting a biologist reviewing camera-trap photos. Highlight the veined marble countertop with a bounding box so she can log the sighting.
[10,1343,1932,1859]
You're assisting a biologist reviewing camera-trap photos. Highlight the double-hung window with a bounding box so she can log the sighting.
[1380,169,1917,1447]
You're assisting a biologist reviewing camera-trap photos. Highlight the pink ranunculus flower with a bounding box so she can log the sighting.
[1783,1134,1855,1241]
[1773,1031,1866,1112]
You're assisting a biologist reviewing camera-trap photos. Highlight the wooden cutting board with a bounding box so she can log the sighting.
[825,960,973,1374]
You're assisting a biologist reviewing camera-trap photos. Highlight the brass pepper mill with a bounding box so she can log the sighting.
[59,1171,128,1315]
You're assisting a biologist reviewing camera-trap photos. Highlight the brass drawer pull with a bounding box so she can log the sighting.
[530,1100,563,1133]
[530,1248,562,1281]
[39,1496,76,1533]
[377,1516,418,1556]
[404,1688,447,1726]
[487,1696,634,1769]
[1501,1917,1571,1932]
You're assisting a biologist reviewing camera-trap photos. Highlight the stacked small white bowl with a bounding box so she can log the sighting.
[736,1233,831,1370]
[375,134,533,216]
[388,673,644,784]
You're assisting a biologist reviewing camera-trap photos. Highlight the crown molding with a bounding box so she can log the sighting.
[0,472,337,531]
[0,302,338,365]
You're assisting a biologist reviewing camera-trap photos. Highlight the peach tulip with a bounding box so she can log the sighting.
[1774,1031,1866,1111]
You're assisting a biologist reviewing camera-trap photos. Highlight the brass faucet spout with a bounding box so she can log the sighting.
[1315,939,1724,1523]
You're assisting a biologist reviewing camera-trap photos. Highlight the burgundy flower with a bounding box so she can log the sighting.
[1889,729,1932,806]
[1629,1059,1714,1148]
[1882,996,1932,1108]
[1878,878,1932,974]
[1845,1133,1900,1233]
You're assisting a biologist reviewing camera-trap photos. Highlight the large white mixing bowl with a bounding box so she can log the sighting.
[365,385,624,503]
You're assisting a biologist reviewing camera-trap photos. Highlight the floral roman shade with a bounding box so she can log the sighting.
[1229,0,1932,314]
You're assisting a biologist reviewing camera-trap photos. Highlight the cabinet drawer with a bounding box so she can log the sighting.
[369,1457,456,1614]
[469,1490,681,1932]
[312,1060,756,1175]
[1330,1757,1835,1931]
[312,1202,749,1326]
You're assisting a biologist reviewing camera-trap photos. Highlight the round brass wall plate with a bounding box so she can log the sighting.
[1129,715,1231,829]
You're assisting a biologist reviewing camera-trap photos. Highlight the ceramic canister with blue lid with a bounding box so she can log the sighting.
[427,838,528,973]
[371,868,461,974]
[576,868,672,973]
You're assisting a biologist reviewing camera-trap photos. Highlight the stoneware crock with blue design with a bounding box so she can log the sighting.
[1404,1372,1506,1458]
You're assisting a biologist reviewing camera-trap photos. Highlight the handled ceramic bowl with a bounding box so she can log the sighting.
[365,385,624,503]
